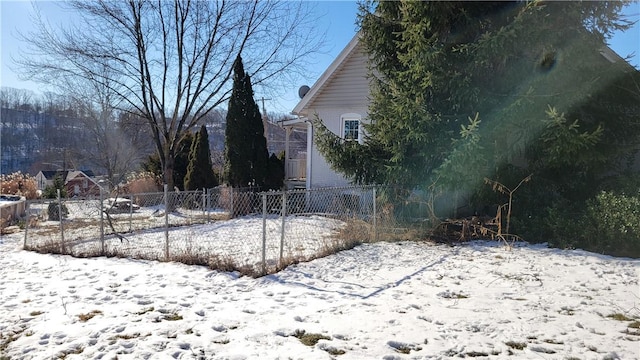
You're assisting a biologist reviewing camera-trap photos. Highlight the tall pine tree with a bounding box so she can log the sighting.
[315,1,639,217]
[223,55,269,188]
[184,125,218,191]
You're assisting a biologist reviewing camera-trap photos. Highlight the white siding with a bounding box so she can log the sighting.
[311,43,370,109]
[307,107,369,189]
[296,40,372,189]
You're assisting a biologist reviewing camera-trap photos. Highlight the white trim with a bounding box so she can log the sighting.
[278,117,307,127]
[292,33,361,115]
[306,122,313,189]
[340,113,362,144]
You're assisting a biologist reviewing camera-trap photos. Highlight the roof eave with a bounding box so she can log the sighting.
[292,32,362,115]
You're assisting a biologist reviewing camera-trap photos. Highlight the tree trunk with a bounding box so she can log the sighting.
[164,154,175,191]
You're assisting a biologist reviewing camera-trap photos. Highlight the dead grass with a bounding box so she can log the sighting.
[0,325,28,356]
[607,313,633,321]
[293,330,330,346]
[25,237,69,255]
[110,333,142,340]
[323,346,346,356]
[543,339,564,345]
[387,341,422,354]
[162,313,183,321]
[466,351,489,357]
[334,219,371,243]
[505,341,527,350]
[168,244,258,277]
[78,310,102,322]
[135,307,155,315]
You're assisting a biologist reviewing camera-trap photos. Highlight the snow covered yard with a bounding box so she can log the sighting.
[24,206,348,274]
[1,228,639,359]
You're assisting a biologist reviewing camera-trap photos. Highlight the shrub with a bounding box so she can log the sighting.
[586,191,640,257]
[123,172,161,194]
[42,175,67,199]
[544,191,640,258]
[0,172,38,199]
[48,202,69,221]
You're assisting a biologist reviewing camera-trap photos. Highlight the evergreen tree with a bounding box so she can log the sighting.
[42,174,67,199]
[264,153,285,191]
[223,55,269,188]
[184,125,218,190]
[142,132,194,190]
[315,1,639,218]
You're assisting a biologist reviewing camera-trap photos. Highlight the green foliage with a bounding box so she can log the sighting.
[223,55,269,188]
[541,190,640,258]
[313,115,385,185]
[264,153,285,191]
[142,132,194,190]
[537,106,603,167]
[314,1,640,251]
[141,154,161,177]
[47,202,69,221]
[42,175,67,199]
[184,125,218,191]
[585,191,640,257]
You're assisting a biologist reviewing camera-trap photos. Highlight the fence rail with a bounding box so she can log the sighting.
[22,185,404,276]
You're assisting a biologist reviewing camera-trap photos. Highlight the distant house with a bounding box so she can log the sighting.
[34,170,100,197]
[284,34,369,189]
[35,170,68,190]
[65,170,101,197]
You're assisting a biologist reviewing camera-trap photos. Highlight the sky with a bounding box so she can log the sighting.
[1,1,638,114]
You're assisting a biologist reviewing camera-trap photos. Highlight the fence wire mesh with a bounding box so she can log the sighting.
[22,185,415,275]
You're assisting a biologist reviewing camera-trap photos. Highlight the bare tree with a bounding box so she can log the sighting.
[0,87,35,110]
[16,0,323,189]
[67,77,145,187]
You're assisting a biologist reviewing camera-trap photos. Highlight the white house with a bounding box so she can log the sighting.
[34,170,68,190]
[283,34,370,189]
[282,30,640,191]
[34,170,100,197]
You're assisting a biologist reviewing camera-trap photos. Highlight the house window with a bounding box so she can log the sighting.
[341,113,362,143]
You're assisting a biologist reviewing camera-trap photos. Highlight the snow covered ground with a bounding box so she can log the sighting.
[1,223,639,359]
[25,214,346,273]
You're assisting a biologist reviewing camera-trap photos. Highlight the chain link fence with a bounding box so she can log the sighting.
[22,185,417,275]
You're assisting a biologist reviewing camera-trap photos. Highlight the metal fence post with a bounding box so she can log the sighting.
[23,201,29,249]
[230,187,234,218]
[57,189,65,252]
[164,184,169,260]
[100,187,105,255]
[129,193,133,232]
[202,188,206,221]
[262,192,267,275]
[373,186,378,242]
[279,191,287,267]
[208,188,212,221]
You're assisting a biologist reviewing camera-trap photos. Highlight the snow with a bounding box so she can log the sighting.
[1,221,639,359]
[25,212,346,272]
